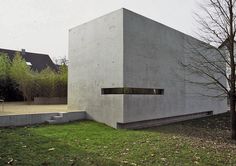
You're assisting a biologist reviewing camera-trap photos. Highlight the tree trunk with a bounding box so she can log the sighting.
[230,95,236,139]
[229,0,236,140]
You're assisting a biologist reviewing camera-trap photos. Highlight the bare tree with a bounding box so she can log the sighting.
[54,56,69,66]
[182,0,236,139]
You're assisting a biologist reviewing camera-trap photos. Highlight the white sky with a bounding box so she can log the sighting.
[0,0,202,60]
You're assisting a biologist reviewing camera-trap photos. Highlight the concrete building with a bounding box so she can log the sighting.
[68,8,227,129]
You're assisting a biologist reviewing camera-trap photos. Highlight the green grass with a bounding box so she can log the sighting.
[0,113,236,166]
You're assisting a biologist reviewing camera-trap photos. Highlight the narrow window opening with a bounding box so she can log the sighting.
[101,88,164,95]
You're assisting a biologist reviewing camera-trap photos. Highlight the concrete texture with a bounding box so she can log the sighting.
[122,9,226,123]
[117,111,213,129]
[0,111,86,127]
[68,9,124,128]
[68,8,227,128]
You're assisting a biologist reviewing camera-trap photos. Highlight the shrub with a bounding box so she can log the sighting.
[0,53,23,101]
[0,52,68,101]
[35,65,67,98]
[55,64,67,97]
[9,52,35,101]
[0,53,10,79]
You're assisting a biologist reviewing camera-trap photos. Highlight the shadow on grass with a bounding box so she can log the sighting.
[145,113,234,144]
[0,126,121,166]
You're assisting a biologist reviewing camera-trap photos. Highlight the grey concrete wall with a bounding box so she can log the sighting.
[0,111,86,127]
[68,9,124,128]
[68,8,227,128]
[183,37,227,115]
[0,113,58,127]
[61,111,86,122]
[122,9,227,123]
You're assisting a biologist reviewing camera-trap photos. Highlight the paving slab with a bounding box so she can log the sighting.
[0,102,68,115]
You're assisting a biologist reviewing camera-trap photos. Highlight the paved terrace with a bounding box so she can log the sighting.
[0,102,68,115]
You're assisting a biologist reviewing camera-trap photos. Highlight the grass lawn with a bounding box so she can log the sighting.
[0,113,236,166]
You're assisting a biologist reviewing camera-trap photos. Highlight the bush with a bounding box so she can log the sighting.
[0,53,10,79]
[0,53,23,101]
[0,52,68,101]
[55,64,67,97]
[9,52,35,101]
[35,65,67,98]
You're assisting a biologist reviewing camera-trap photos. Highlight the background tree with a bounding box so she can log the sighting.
[0,53,11,99]
[182,0,236,139]
[35,65,67,98]
[9,52,35,101]
[54,56,69,66]
[36,67,56,97]
[56,64,68,97]
[52,56,68,97]
[0,52,68,101]
[0,53,10,79]
[0,53,23,101]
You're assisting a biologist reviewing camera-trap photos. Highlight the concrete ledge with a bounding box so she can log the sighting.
[117,111,213,129]
[56,111,87,123]
[0,111,86,127]
[0,110,214,128]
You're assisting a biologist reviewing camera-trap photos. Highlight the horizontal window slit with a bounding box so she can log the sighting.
[101,88,164,95]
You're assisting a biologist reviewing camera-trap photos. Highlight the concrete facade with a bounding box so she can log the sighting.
[69,9,124,128]
[68,8,227,128]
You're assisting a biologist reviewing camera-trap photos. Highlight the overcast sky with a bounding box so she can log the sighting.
[0,0,202,60]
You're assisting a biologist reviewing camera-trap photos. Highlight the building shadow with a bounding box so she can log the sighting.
[143,113,235,144]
